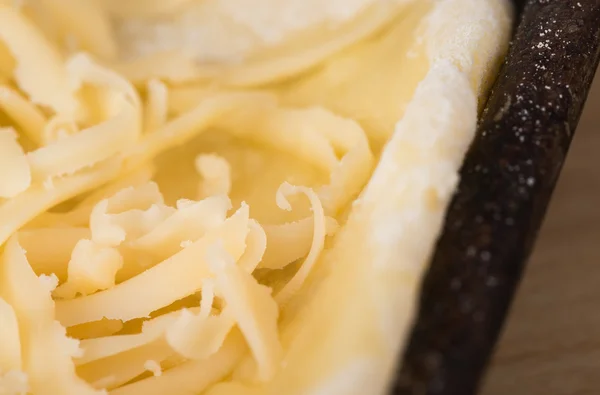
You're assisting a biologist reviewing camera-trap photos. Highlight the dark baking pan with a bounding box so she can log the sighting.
[392,1,600,394]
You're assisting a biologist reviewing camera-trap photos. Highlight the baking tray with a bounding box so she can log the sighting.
[393,1,600,394]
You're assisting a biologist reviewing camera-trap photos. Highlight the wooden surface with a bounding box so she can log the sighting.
[480,75,600,394]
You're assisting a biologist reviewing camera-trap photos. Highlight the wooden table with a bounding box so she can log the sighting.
[480,76,600,394]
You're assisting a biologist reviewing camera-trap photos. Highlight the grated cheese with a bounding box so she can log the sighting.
[0,6,78,116]
[260,216,338,270]
[0,297,22,372]
[26,93,137,182]
[208,243,282,382]
[129,195,231,260]
[67,318,124,340]
[274,183,327,305]
[37,273,59,293]
[0,237,103,395]
[0,370,28,395]
[18,227,90,281]
[144,360,162,377]
[217,105,374,214]
[195,153,232,198]
[0,127,30,198]
[55,204,251,326]
[143,79,168,133]
[37,0,116,60]
[52,239,124,299]
[0,87,46,146]
[0,1,512,394]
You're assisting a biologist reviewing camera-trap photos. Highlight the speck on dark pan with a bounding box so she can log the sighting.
[392,1,600,394]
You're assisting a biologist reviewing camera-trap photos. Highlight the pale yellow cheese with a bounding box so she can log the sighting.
[0,6,78,116]
[0,237,102,395]
[37,0,117,59]
[128,195,231,261]
[90,200,175,247]
[0,86,46,146]
[87,182,172,247]
[274,183,327,305]
[0,1,512,394]
[109,331,247,395]
[281,2,432,146]
[0,127,30,198]
[237,220,267,273]
[165,305,235,361]
[102,0,195,18]
[66,53,141,111]
[260,217,338,270]
[0,297,21,372]
[75,310,182,366]
[124,92,276,171]
[28,166,155,228]
[97,181,164,215]
[110,51,212,85]
[217,1,407,87]
[53,239,124,299]
[201,3,512,395]
[217,105,374,214]
[0,370,28,395]
[27,94,137,182]
[143,79,168,133]
[143,360,162,377]
[76,337,173,390]
[0,159,121,246]
[74,309,196,389]
[195,153,232,198]
[41,114,79,145]
[208,243,282,382]
[67,318,124,340]
[55,204,250,326]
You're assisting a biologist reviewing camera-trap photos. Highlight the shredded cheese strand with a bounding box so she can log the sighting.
[76,337,173,391]
[128,195,231,262]
[41,114,79,145]
[38,0,117,60]
[110,51,214,85]
[208,243,282,382]
[108,331,246,395]
[55,204,250,326]
[0,236,103,395]
[18,227,90,281]
[27,94,137,182]
[0,159,121,246]
[27,166,155,229]
[162,286,223,361]
[53,239,124,299]
[101,0,195,18]
[274,183,327,305]
[0,86,47,146]
[124,92,276,171]
[195,153,232,199]
[0,297,22,372]
[143,79,168,134]
[217,105,374,214]
[260,216,338,270]
[0,127,31,198]
[237,220,268,273]
[0,5,78,116]
[67,319,124,340]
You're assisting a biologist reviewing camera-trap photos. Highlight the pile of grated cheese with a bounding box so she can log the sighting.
[0,0,513,394]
